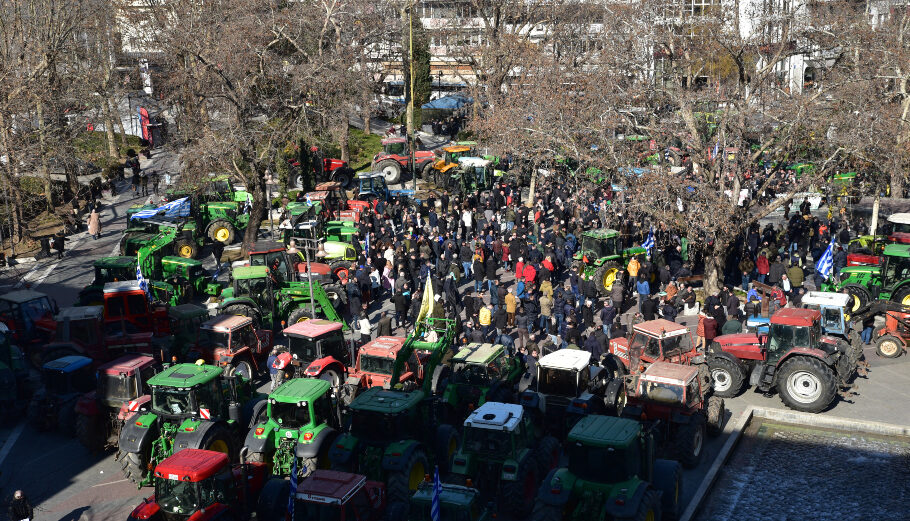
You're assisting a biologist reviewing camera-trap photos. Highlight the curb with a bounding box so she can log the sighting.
[679,406,910,521]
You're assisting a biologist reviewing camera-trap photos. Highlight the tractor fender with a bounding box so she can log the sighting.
[535,468,573,507]
[221,297,260,312]
[119,395,152,421]
[243,424,273,455]
[603,378,625,409]
[74,392,100,416]
[774,348,831,370]
[603,481,651,519]
[186,503,231,520]
[119,414,157,454]
[247,399,268,429]
[708,351,746,371]
[128,496,161,520]
[173,420,229,452]
[382,439,423,472]
[519,390,541,411]
[328,433,358,467]
[304,357,345,379]
[296,426,337,459]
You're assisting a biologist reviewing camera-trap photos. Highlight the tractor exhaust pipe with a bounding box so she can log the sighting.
[240,446,251,516]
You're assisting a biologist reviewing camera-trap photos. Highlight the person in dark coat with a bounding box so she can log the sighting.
[394,284,411,329]
[641,295,658,321]
[582,299,595,330]
[8,490,34,521]
[377,312,393,337]
[347,279,362,317]
[600,300,617,338]
[52,231,66,259]
[703,316,719,344]
[493,306,508,336]
[661,299,678,322]
[584,333,603,359]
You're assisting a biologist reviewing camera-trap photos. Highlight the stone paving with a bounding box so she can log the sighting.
[696,420,910,521]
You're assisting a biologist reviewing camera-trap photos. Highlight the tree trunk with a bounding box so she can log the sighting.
[703,241,727,296]
[400,4,414,137]
[363,106,371,135]
[339,121,350,162]
[110,96,128,151]
[101,96,119,158]
[892,170,905,199]
[37,100,54,209]
[241,169,267,255]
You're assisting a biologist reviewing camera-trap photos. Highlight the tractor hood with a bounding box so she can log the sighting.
[839,265,880,276]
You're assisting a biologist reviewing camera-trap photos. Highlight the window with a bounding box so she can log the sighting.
[107,297,125,318]
[69,319,98,346]
[126,294,148,316]
[315,394,336,427]
[195,380,223,415]
[321,334,348,364]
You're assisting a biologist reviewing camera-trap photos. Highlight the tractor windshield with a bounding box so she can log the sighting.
[288,336,320,366]
[384,142,406,155]
[94,266,134,284]
[156,478,200,515]
[234,277,269,299]
[350,410,402,442]
[198,329,230,348]
[768,323,815,357]
[359,355,395,375]
[297,501,341,521]
[99,373,138,402]
[568,443,640,483]
[152,387,193,416]
[580,235,617,259]
[453,364,491,386]
[537,367,579,397]
[639,379,685,405]
[271,401,311,428]
[463,427,512,456]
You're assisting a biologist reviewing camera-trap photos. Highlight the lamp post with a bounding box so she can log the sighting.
[265,171,274,240]
[408,3,418,192]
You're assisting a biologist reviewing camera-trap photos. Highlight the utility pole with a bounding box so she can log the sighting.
[408,3,417,191]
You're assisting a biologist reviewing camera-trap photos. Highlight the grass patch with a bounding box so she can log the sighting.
[324,127,383,172]
[72,131,142,165]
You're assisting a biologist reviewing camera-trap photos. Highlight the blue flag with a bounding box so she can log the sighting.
[431,466,441,521]
[130,197,191,220]
[642,226,655,252]
[136,255,152,302]
[815,239,836,280]
[288,457,297,519]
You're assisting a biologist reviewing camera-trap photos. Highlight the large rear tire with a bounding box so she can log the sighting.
[322,283,348,309]
[319,368,342,389]
[843,285,871,313]
[536,436,561,477]
[118,445,151,484]
[653,459,682,521]
[675,412,706,469]
[706,396,725,436]
[377,160,402,185]
[200,423,236,461]
[76,413,105,453]
[502,454,540,518]
[175,239,198,259]
[207,220,235,244]
[617,488,662,521]
[708,357,744,398]
[228,359,254,381]
[287,307,314,325]
[256,477,290,520]
[776,356,837,413]
[333,166,355,189]
[386,449,428,505]
[594,263,621,296]
[223,304,261,328]
[329,260,353,281]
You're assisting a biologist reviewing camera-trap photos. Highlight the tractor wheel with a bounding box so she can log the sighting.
[333,166,354,189]
[377,160,402,185]
[228,359,254,381]
[421,162,434,180]
[777,356,837,413]
[875,335,904,358]
[618,489,662,521]
[287,308,314,325]
[222,304,260,327]
[76,413,104,453]
[530,501,563,521]
[118,445,151,484]
[319,368,342,389]
[892,286,910,307]
[594,263,621,296]
[200,423,236,460]
[434,424,459,474]
[386,449,428,505]
[322,283,348,310]
[502,454,540,518]
[652,460,682,521]
[708,357,744,398]
[706,396,726,436]
[535,436,561,477]
[58,403,77,436]
[207,220,235,244]
[329,260,353,281]
[256,477,290,520]
[175,239,198,259]
[674,412,706,469]
[843,285,871,313]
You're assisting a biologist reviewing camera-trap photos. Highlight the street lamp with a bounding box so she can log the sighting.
[265,171,274,240]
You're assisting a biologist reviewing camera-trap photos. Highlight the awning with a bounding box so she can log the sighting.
[422,94,473,110]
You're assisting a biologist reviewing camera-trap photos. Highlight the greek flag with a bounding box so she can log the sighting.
[713,142,720,159]
[305,194,313,206]
[130,197,191,220]
[815,239,836,280]
[642,226,655,252]
[431,466,441,521]
[288,457,297,518]
[136,255,152,302]
[365,233,370,255]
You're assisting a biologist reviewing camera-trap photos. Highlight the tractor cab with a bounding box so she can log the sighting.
[534,349,593,399]
[294,470,386,521]
[347,336,411,389]
[41,355,95,398]
[90,256,137,289]
[629,362,701,408]
[355,171,392,202]
[96,354,160,410]
[801,291,851,337]
[611,319,699,371]
[452,157,494,193]
[411,478,490,521]
[432,145,473,182]
[103,281,168,335]
[0,290,57,347]
[147,363,239,419]
[441,343,526,422]
[228,266,275,314]
[152,449,234,517]
[764,309,823,364]
[193,314,271,380]
[578,230,620,262]
[167,304,210,359]
[380,137,409,156]
[282,320,351,378]
[887,213,910,245]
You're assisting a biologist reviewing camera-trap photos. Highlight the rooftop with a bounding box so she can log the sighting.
[770,308,820,327]
[348,387,424,413]
[283,319,343,338]
[148,363,223,388]
[231,265,268,279]
[641,361,698,385]
[154,449,229,483]
[458,157,491,168]
[201,314,252,332]
[95,256,136,268]
[56,306,103,322]
[169,304,210,319]
[98,353,157,376]
[271,378,331,403]
[464,402,523,432]
[296,470,365,504]
[42,355,93,373]
[883,244,910,258]
[359,336,407,357]
[568,415,640,448]
[633,319,689,338]
[801,291,851,308]
[452,343,503,365]
[0,290,48,304]
[103,280,143,294]
[538,349,590,371]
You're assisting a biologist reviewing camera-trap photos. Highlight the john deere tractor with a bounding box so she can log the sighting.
[243,378,340,479]
[823,243,910,311]
[572,229,646,296]
[116,362,259,487]
[532,415,683,521]
[165,175,252,245]
[77,256,138,306]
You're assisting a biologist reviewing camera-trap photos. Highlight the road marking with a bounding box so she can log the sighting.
[91,478,129,488]
[0,422,25,468]
[14,237,84,289]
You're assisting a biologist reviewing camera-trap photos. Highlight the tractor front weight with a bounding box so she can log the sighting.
[273,438,296,477]
[144,422,178,487]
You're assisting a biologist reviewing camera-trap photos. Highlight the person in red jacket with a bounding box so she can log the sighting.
[515,257,525,280]
[522,263,537,284]
[756,252,770,284]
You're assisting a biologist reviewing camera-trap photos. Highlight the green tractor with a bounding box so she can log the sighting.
[411,480,492,521]
[532,415,683,521]
[572,228,646,296]
[823,243,910,311]
[279,213,361,280]
[77,256,138,306]
[243,378,340,479]
[148,256,222,305]
[450,402,560,518]
[165,175,252,245]
[436,342,528,425]
[121,217,203,259]
[220,265,346,330]
[449,157,495,196]
[116,362,259,487]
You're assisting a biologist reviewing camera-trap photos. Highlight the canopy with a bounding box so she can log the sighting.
[422,94,473,110]
[130,197,191,220]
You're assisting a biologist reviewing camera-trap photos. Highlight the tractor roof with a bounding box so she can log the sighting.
[568,415,641,449]
[99,353,157,376]
[305,191,329,202]
[271,377,331,403]
[0,290,48,304]
[249,240,287,254]
[464,402,523,432]
[884,244,910,257]
[95,256,136,268]
[382,137,407,144]
[103,280,143,294]
[231,265,269,280]
[770,308,820,327]
[412,481,478,508]
[283,319,343,339]
[315,181,343,191]
[162,257,202,268]
[154,449,229,483]
[581,228,620,239]
[443,145,471,153]
[886,212,910,225]
[633,319,690,338]
[42,355,93,372]
[348,387,424,413]
[452,343,503,365]
[359,336,407,358]
[56,305,103,322]
[296,470,365,504]
[458,157,491,168]
[538,349,590,371]
[640,362,697,386]
[201,314,252,332]
[801,291,850,308]
[357,171,387,181]
[169,304,210,320]
[148,363,223,388]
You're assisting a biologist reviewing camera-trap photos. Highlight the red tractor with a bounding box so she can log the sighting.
[74,354,161,452]
[258,469,402,521]
[33,305,156,367]
[127,448,269,521]
[188,314,273,380]
[289,145,356,190]
[103,281,171,337]
[281,319,353,388]
[623,362,726,468]
[707,308,858,413]
[608,319,708,383]
[371,137,436,185]
[343,335,425,390]
[305,181,368,222]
